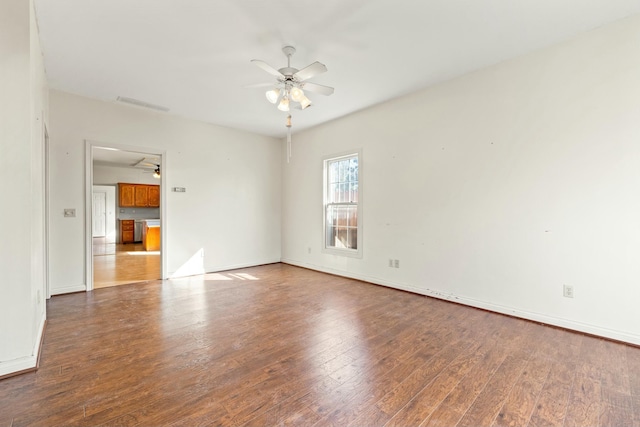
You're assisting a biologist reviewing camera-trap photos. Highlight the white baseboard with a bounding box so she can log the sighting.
[0,356,38,378]
[51,284,86,295]
[281,258,640,346]
[0,312,47,378]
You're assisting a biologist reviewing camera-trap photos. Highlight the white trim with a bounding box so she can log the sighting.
[33,312,46,359]
[84,140,167,291]
[52,284,86,295]
[281,258,640,346]
[44,123,51,299]
[0,356,38,378]
[0,312,46,377]
[84,144,93,290]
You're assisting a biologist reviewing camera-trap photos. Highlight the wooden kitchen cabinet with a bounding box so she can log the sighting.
[118,183,135,207]
[121,219,134,243]
[118,183,160,207]
[134,185,149,207]
[147,185,160,207]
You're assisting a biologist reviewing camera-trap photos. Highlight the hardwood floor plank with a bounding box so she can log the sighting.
[1,264,638,426]
[627,345,640,397]
[417,337,517,427]
[93,240,161,289]
[492,355,553,427]
[632,395,640,427]
[564,365,602,427]
[599,339,632,394]
[310,329,456,426]
[455,353,529,427]
[600,387,635,427]
[527,360,576,427]
[375,340,473,418]
[384,341,503,427]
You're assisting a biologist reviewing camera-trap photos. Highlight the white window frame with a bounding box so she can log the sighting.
[322,149,362,258]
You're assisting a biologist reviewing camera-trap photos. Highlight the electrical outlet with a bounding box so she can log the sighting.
[563,285,574,298]
[394,259,400,268]
[307,247,311,254]
[388,259,393,267]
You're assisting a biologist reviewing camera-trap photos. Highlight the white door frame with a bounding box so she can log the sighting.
[84,140,167,291]
[44,124,51,299]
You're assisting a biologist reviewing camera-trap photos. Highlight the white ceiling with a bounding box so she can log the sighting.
[34,0,640,138]
[93,147,160,168]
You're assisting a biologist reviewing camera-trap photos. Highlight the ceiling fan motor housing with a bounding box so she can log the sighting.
[278,67,299,77]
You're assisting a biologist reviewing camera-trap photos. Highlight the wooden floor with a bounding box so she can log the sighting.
[93,237,161,289]
[1,263,639,426]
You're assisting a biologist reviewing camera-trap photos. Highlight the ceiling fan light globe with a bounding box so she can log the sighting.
[277,97,290,112]
[290,87,304,102]
[265,88,280,104]
[300,96,312,109]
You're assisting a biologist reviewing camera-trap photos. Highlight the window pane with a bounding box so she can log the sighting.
[324,154,359,254]
[326,224,334,248]
[326,206,335,247]
[337,207,347,226]
[328,183,337,203]
[340,183,348,202]
[329,161,338,184]
[349,228,358,249]
[350,157,358,179]
[348,206,357,227]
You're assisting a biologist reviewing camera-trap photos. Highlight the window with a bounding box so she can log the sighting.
[323,151,361,257]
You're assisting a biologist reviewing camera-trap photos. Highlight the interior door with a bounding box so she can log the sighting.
[92,192,106,237]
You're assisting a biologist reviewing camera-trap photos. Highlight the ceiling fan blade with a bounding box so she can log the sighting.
[251,59,284,77]
[244,82,276,89]
[302,82,334,96]
[294,62,327,81]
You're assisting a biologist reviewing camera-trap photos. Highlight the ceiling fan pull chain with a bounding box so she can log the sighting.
[286,114,292,163]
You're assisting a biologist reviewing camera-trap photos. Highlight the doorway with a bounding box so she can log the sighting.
[86,142,165,290]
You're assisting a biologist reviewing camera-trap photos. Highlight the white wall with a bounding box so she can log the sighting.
[49,91,282,294]
[282,14,640,344]
[0,0,48,376]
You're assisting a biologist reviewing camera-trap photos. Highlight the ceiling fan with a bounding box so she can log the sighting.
[135,158,161,179]
[249,46,334,162]
[249,46,334,112]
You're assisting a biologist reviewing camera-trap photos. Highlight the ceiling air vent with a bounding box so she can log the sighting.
[116,96,169,112]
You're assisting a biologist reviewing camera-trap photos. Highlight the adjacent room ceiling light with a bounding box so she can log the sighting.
[153,167,161,179]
